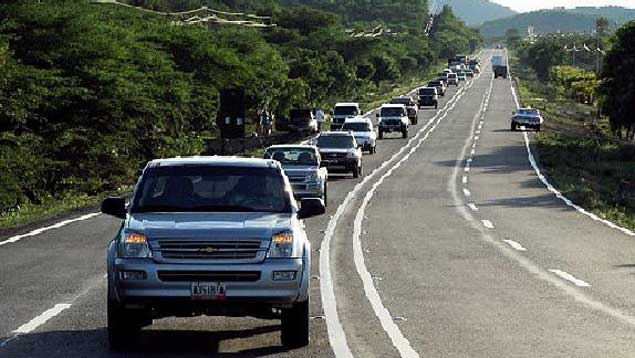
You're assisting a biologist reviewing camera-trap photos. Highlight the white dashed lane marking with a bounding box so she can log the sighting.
[549,269,591,287]
[482,220,495,229]
[503,239,527,251]
[467,203,479,212]
[463,188,471,197]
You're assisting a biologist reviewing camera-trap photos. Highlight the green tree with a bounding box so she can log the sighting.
[600,21,635,146]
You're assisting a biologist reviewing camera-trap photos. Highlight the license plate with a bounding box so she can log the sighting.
[191,282,226,300]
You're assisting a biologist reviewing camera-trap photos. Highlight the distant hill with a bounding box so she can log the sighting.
[480,6,635,37]
[430,0,516,26]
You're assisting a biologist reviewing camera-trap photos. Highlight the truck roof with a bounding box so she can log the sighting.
[380,103,406,109]
[344,116,371,123]
[147,156,279,169]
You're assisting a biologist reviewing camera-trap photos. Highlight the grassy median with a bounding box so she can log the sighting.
[511,56,635,231]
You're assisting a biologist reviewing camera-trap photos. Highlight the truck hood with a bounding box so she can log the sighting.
[126,212,292,241]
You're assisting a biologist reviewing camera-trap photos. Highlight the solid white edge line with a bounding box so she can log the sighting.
[504,49,635,238]
[450,51,635,329]
[503,239,526,251]
[13,304,71,334]
[349,74,479,358]
[549,269,591,287]
[0,212,101,247]
[320,74,475,358]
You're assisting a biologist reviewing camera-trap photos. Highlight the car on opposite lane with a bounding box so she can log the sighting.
[101,157,326,350]
[341,116,377,154]
[511,107,544,132]
[316,131,363,178]
[265,145,328,204]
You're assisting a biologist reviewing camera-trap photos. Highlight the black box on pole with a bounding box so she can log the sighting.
[217,88,246,140]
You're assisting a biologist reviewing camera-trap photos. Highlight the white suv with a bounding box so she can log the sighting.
[341,116,377,154]
[331,102,361,131]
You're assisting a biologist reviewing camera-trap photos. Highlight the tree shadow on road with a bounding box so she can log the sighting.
[0,324,291,358]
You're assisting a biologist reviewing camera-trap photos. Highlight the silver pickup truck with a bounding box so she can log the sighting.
[265,145,328,205]
[101,157,325,350]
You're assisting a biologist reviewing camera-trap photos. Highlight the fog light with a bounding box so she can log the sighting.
[120,270,147,280]
[272,271,297,281]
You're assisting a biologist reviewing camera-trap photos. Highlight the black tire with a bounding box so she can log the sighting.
[352,165,359,178]
[402,130,408,138]
[322,183,328,207]
[535,125,541,132]
[108,299,142,351]
[412,118,418,125]
[434,102,438,109]
[511,122,516,131]
[281,299,309,348]
[378,130,384,139]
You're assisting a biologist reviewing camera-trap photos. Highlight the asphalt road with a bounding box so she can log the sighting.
[2,49,635,358]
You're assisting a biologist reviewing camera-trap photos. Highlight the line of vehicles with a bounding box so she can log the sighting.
[99,56,481,352]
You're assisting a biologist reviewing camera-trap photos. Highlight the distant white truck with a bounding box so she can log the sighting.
[331,102,361,131]
[341,116,377,154]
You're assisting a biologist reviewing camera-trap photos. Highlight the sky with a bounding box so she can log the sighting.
[490,0,635,12]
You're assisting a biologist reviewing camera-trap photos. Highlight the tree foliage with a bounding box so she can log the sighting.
[0,0,481,211]
[600,21,635,138]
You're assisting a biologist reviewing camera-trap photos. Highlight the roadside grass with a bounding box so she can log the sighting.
[0,63,446,231]
[511,56,635,231]
[0,187,132,229]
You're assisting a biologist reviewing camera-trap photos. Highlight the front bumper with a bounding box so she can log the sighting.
[291,182,325,198]
[323,158,358,172]
[379,125,406,133]
[418,97,437,106]
[113,258,308,306]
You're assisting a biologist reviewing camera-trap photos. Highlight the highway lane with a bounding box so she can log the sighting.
[353,49,635,357]
[7,48,635,358]
[0,66,469,357]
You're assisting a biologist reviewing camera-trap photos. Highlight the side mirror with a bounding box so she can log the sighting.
[102,197,126,219]
[298,198,325,219]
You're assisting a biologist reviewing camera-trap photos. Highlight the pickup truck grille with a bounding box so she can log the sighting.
[322,152,346,160]
[157,240,266,260]
[288,175,306,183]
[381,120,402,126]
[158,271,261,282]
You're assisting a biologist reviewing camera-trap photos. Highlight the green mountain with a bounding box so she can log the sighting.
[480,6,635,37]
[430,0,516,26]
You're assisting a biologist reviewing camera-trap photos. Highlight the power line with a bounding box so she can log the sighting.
[91,0,276,27]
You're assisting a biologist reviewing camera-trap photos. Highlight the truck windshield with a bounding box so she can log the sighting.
[317,135,355,149]
[342,122,371,132]
[131,166,290,213]
[265,148,318,166]
[380,107,404,117]
[390,98,411,105]
[334,106,358,116]
[419,88,436,95]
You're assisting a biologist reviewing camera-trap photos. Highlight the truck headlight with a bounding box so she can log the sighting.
[268,232,294,258]
[346,151,358,159]
[119,232,152,259]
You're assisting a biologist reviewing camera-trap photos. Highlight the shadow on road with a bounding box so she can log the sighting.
[0,325,289,358]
